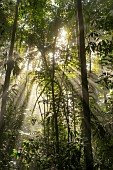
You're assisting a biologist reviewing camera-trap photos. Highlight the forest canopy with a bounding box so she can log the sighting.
[0,0,113,170]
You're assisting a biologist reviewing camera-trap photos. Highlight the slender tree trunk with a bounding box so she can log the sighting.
[66,89,70,142]
[89,49,92,73]
[88,37,92,73]
[43,101,46,139]
[0,0,20,131]
[72,86,76,138]
[51,40,59,154]
[76,0,93,169]
[76,13,80,61]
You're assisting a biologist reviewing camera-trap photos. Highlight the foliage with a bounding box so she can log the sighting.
[0,0,113,170]
[11,135,83,170]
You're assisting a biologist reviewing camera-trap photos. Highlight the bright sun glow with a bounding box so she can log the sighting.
[57,28,67,47]
[51,0,59,7]
[48,28,67,61]
[59,28,67,42]
[61,29,67,37]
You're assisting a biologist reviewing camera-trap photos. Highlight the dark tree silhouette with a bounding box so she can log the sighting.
[77,0,93,169]
[0,0,20,131]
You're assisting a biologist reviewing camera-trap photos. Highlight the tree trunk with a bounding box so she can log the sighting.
[51,38,59,154]
[0,0,20,131]
[76,0,93,169]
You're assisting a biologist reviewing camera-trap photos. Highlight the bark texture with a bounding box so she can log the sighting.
[77,0,94,169]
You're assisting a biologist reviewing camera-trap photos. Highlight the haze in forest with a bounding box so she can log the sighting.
[0,0,113,170]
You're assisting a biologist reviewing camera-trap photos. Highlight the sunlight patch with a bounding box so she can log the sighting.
[57,27,67,47]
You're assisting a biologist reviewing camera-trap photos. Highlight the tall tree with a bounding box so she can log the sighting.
[76,0,93,169]
[0,0,20,131]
